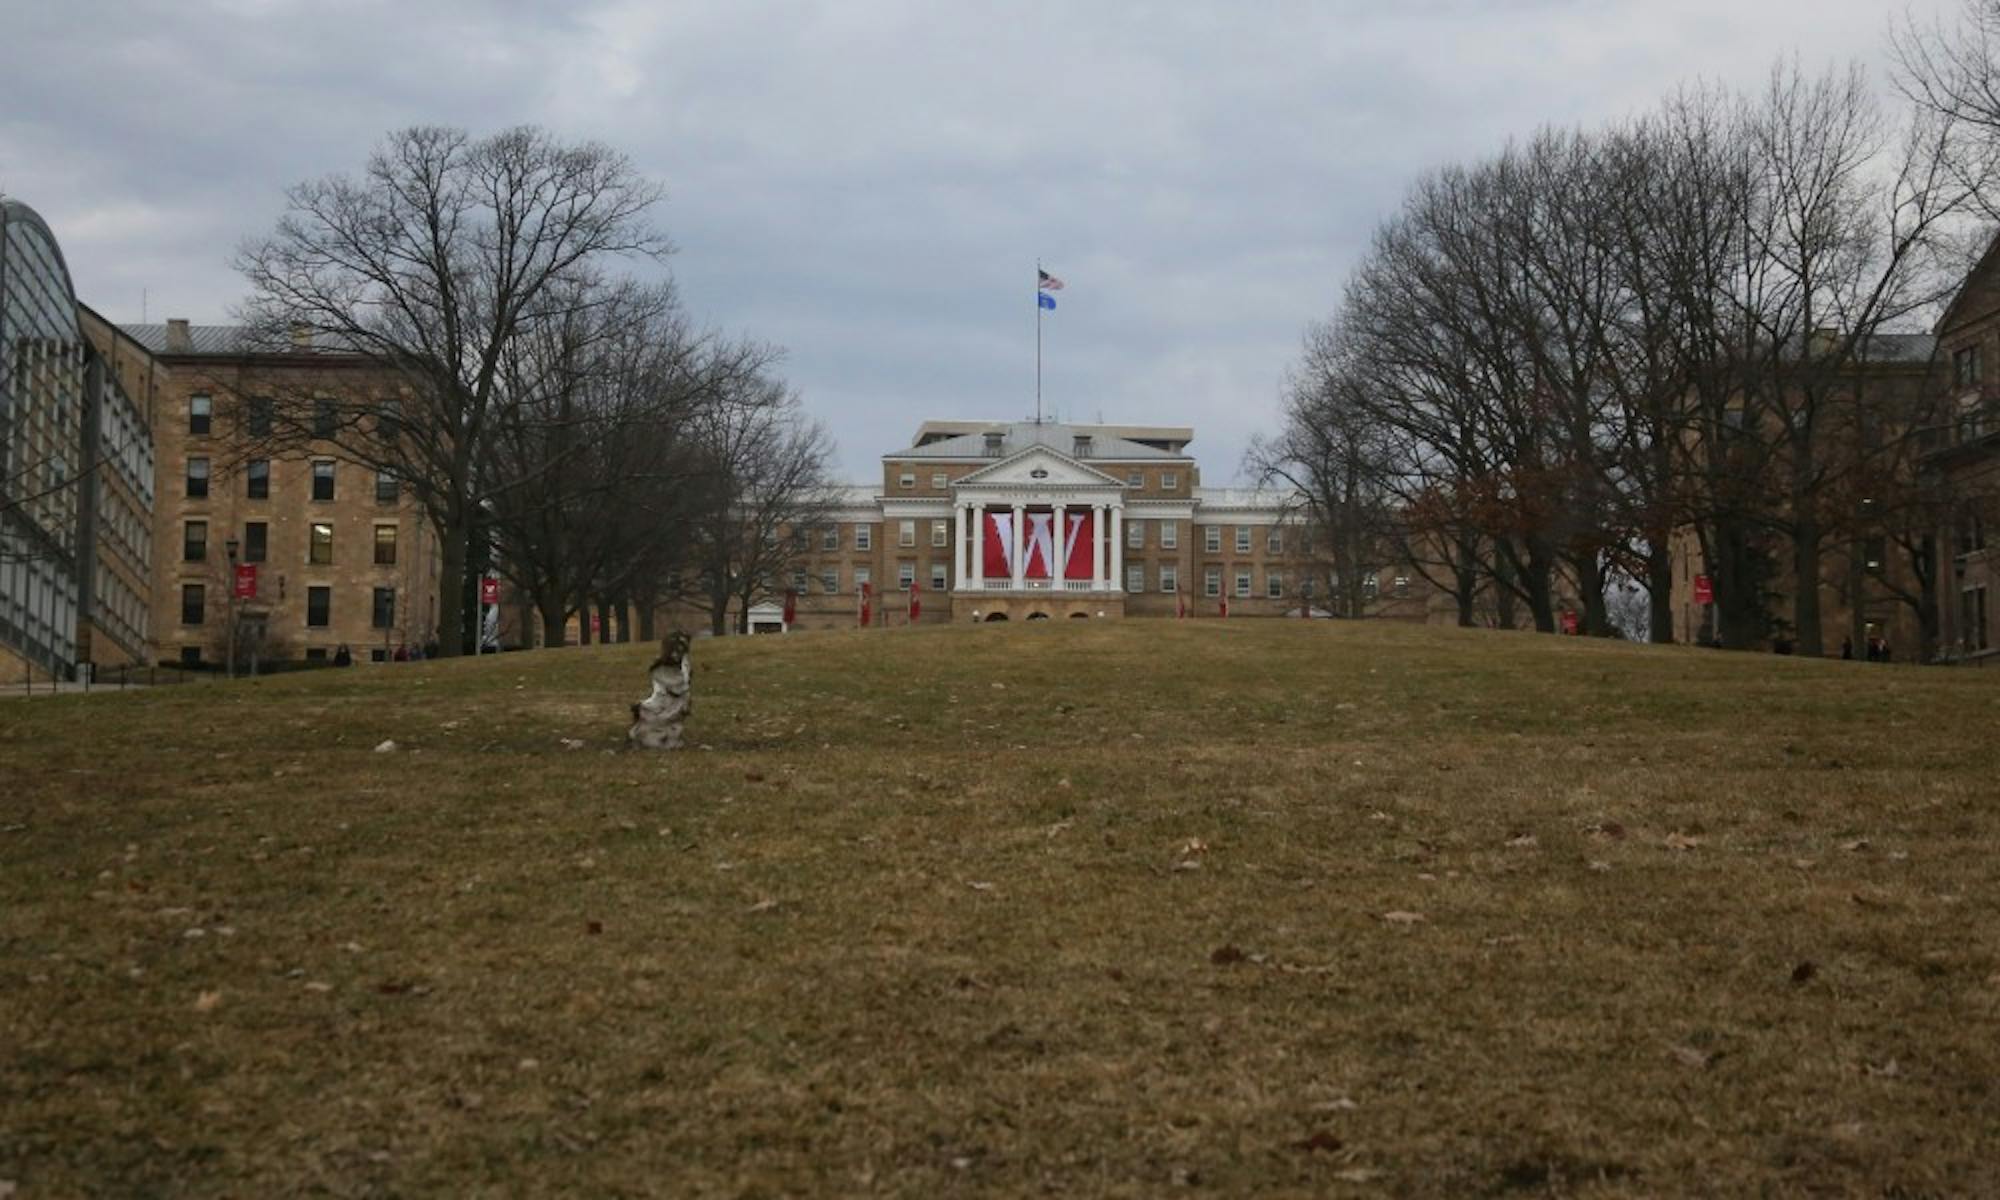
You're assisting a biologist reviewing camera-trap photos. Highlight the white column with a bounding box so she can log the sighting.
[970,503,984,588]
[1092,503,1106,590]
[1011,502,1026,590]
[1052,501,1067,588]
[1111,506,1124,593]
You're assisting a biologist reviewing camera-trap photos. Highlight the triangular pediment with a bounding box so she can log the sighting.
[954,445,1127,488]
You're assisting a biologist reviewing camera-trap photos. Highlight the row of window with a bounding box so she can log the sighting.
[804,519,1292,554]
[186,394,402,441]
[180,583,399,629]
[181,520,400,566]
[185,457,399,503]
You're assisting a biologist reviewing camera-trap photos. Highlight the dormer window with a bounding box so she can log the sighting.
[983,432,1004,457]
[1073,435,1093,457]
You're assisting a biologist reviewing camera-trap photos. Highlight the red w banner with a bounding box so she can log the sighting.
[782,589,797,625]
[981,508,1096,580]
[1219,595,1229,619]
[1176,592,1186,619]
[859,581,872,628]
[908,580,921,622]
[233,563,258,600]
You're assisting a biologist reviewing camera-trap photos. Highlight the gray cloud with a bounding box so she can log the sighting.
[1,0,1950,480]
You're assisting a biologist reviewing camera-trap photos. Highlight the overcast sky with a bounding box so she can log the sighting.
[0,0,1958,482]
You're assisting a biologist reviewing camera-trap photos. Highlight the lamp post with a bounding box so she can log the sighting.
[225,537,240,679]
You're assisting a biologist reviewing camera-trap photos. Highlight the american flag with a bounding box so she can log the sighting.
[1038,269,1065,291]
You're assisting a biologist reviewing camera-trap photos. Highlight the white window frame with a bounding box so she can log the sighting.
[1235,526,1251,554]
[1267,571,1284,599]
[898,519,916,547]
[931,563,948,591]
[898,561,916,590]
[855,566,872,590]
[1127,518,1144,549]
[820,570,839,594]
[1235,570,1252,598]
[1267,529,1283,555]
[1205,526,1221,553]
[822,526,839,551]
[1204,568,1221,597]
[899,473,915,490]
[791,570,808,594]
[1162,471,1179,490]
[855,525,872,551]
[1160,521,1177,549]
[932,520,948,547]
[1125,564,1144,593]
[1127,471,1143,488]
[1160,565,1178,593]
[931,472,948,489]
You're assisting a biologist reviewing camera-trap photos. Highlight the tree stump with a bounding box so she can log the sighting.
[628,632,692,750]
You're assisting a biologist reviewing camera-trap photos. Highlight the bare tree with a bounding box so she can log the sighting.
[233,126,671,655]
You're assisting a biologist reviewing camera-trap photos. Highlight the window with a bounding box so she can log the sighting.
[1862,536,1885,572]
[855,525,872,550]
[1127,519,1144,549]
[247,397,273,438]
[899,520,916,547]
[189,395,212,436]
[374,525,398,566]
[854,567,871,590]
[374,470,397,503]
[1160,521,1177,550]
[820,570,839,593]
[931,564,948,591]
[899,473,916,490]
[1205,525,1221,553]
[1236,526,1252,554]
[179,646,203,667]
[1267,571,1284,599]
[183,520,207,562]
[1362,574,1380,599]
[186,457,210,498]
[247,459,270,499]
[931,472,948,489]
[305,647,328,663]
[312,461,335,501]
[1160,565,1178,593]
[180,583,205,625]
[1267,529,1283,555]
[791,570,808,594]
[821,525,839,551]
[1393,576,1411,597]
[309,523,334,565]
[898,561,916,590]
[313,398,337,437]
[371,648,387,663]
[244,522,267,564]
[983,432,1003,457]
[372,586,396,629]
[1205,568,1221,598]
[306,586,331,627]
[1956,345,1983,389]
[1162,472,1179,491]
[1235,571,1252,598]
[1127,471,1143,488]
[1072,435,1094,457]
[932,520,949,548]
[1963,587,1990,652]
[1959,504,1987,556]
[377,400,401,441]
[1126,564,1143,593]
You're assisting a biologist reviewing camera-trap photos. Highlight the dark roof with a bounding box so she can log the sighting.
[1855,333,1937,363]
[118,323,255,356]
[888,421,1188,461]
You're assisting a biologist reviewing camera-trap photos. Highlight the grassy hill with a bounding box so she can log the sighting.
[3,621,1996,1195]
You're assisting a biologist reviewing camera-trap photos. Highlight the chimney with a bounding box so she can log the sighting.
[290,323,313,351]
[165,318,191,354]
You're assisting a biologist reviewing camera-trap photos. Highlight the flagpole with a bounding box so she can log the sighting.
[1035,259,1043,423]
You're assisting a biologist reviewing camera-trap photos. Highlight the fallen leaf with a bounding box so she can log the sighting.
[1334,1168,1382,1182]
[304,981,333,993]
[1664,832,1701,852]
[1172,859,1202,872]
[1589,821,1627,840]
[1670,1043,1716,1069]
[1210,944,1248,966]
[967,881,995,892]
[373,740,397,753]
[1380,911,1426,925]
[194,990,222,1012]
[1839,838,1870,853]
[746,898,779,913]
[1179,838,1210,856]
[558,738,585,750]
[1588,860,1612,872]
[1864,1058,1901,1078]
[1505,833,1538,848]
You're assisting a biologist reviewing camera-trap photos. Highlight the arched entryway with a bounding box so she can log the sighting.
[1026,612,1051,621]
[982,612,1010,622]
[1068,612,1090,619]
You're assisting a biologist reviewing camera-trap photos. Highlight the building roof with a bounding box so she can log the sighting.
[118,322,254,356]
[887,420,1191,461]
[1855,333,1938,363]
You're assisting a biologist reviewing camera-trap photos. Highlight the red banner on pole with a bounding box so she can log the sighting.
[480,576,500,606]
[1219,595,1229,619]
[859,582,872,628]
[1561,609,1580,635]
[233,563,258,600]
[908,580,921,623]
[782,589,796,625]
[1692,574,1713,605]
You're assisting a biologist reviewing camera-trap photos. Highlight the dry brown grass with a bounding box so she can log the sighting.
[3,620,1997,1196]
